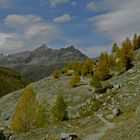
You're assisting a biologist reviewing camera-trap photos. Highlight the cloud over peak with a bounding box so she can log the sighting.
[0,14,60,54]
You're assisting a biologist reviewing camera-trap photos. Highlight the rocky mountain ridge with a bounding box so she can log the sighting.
[0,45,88,81]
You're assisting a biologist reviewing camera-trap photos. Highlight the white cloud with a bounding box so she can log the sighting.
[4,15,42,28]
[25,23,58,38]
[50,0,70,7]
[54,14,72,23]
[86,1,96,11]
[0,33,14,47]
[88,0,140,42]
[0,33,23,53]
[86,0,128,12]
[71,1,77,7]
[40,0,76,7]
[0,14,60,54]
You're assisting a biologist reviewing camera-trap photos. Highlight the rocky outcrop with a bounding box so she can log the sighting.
[112,108,122,117]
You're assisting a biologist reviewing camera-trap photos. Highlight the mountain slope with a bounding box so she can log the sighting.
[0,67,31,97]
[0,45,88,81]
[0,49,140,140]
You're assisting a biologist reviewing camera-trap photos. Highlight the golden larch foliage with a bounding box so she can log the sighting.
[81,59,94,76]
[11,86,39,133]
[62,66,69,75]
[69,73,80,88]
[53,69,60,79]
[109,54,116,68]
[120,37,134,65]
[95,61,110,80]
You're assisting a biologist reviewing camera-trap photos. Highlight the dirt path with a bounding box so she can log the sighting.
[82,114,115,140]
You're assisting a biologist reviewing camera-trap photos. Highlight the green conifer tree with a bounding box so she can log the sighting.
[112,43,119,53]
[137,35,140,49]
[52,92,68,121]
[90,75,102,90]
[36,101,48,127]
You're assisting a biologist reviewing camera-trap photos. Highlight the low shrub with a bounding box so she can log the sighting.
[53,70,60,79]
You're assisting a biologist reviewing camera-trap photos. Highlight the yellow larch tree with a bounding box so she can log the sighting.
[69,72,80,88]
[53,69,60,79]
[95,61,110,80]
[120,37,134,65]
[11,86,39,133]
[81,59,94,76]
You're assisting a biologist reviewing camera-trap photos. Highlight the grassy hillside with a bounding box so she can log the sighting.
[0,67,31,97]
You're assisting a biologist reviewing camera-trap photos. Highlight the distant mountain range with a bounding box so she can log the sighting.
[0,44,88,81]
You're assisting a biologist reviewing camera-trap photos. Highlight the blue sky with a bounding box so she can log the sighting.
[0,0,140,57]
